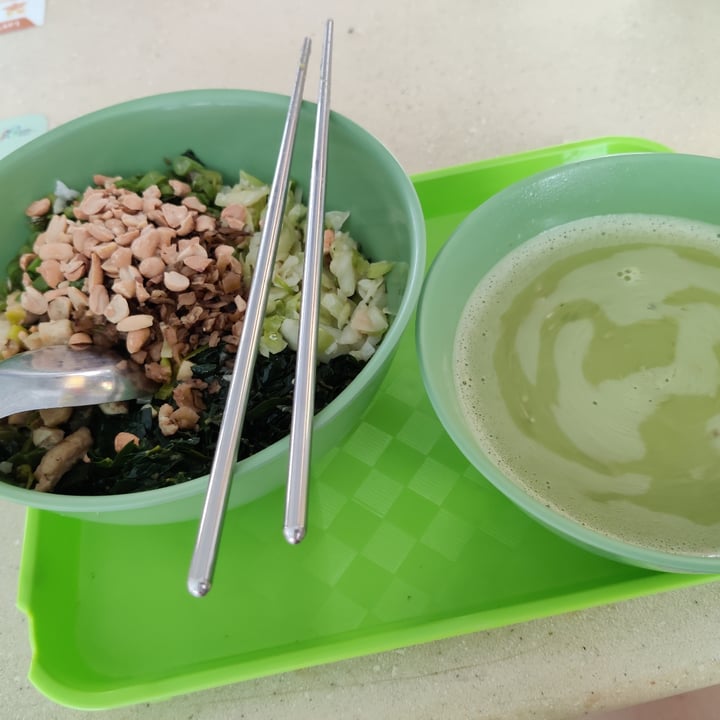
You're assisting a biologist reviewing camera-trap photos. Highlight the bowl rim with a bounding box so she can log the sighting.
[0,88,427,514]
[417,151,720,574]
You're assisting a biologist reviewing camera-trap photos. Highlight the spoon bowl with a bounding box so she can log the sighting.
[0,345,158,417]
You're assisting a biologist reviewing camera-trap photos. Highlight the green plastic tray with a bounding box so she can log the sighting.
[17,136,719,711]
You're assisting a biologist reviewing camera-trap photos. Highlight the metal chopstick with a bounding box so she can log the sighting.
[187,37,312,598]
[284,19,334,545]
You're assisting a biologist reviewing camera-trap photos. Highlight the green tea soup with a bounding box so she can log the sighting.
[455,214,720,555]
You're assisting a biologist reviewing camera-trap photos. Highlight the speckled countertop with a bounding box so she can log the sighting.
[3,1,720,718]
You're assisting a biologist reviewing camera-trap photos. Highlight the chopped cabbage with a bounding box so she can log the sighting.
[215,180,392,362]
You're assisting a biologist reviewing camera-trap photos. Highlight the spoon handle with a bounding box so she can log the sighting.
[284,19,334,544]
[187,37,311,598]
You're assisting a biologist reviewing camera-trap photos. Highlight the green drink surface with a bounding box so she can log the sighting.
[455,214,720,555]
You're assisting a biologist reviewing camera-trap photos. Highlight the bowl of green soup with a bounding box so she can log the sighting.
[417,152,720,573]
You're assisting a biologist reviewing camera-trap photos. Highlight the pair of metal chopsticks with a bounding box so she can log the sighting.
[187,19,334,598]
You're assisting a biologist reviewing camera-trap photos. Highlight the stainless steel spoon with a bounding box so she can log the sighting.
[0,345,158,417]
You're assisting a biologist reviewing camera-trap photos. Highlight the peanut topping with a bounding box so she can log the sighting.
[88,285,110,315]
[104,293,130,324]
[15,177,250,386]
[114,431,140,453]
[116,314,154,333]
[163,270,190,292]
[37,243,75,262]
[161,203,189,229]
[68,331,93,347]
[125,327,151,354]
[138,256,165,279]
[21,286,48,316]
[25,198,51,217]
[77,192,108,218]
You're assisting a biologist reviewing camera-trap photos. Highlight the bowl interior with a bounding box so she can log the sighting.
[418,152,720,572]
[0,89,425,519]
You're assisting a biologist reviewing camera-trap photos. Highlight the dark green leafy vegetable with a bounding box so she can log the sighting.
[0,348,363,495]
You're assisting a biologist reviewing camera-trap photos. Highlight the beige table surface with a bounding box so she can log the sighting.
[3,1,720,718]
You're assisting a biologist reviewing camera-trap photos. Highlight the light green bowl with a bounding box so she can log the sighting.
[0,89,425,524]
[417,152,720,573]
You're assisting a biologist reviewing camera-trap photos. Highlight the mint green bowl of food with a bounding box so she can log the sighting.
[0,89,425,524]
[418,152,720,573]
